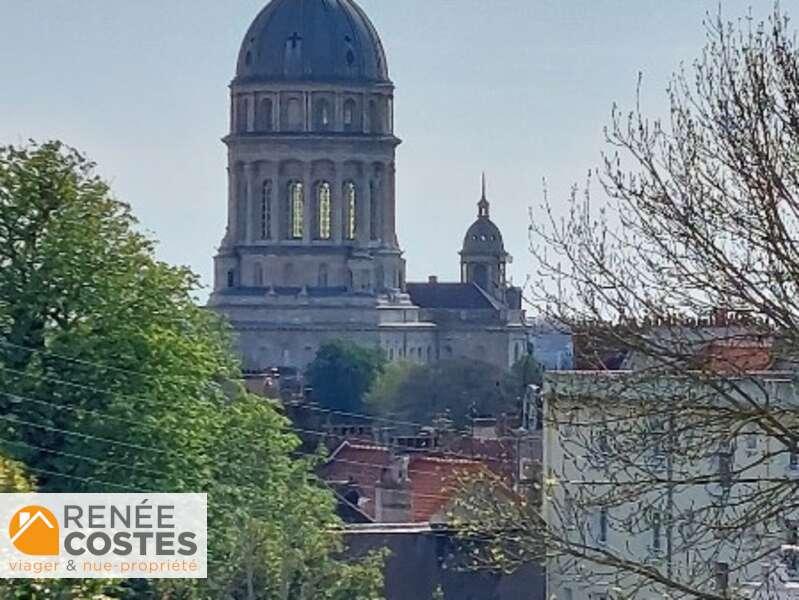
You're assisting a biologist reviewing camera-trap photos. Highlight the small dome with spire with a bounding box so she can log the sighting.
[461,174,507,257]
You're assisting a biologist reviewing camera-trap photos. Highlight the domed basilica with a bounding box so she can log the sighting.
[208,0,527,373]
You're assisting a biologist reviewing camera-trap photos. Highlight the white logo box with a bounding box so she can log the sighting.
[0,493,207,579]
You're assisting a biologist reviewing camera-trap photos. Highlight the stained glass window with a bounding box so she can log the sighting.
[317,182,331,240]
[289,181,304,239]
[344,181,357,240]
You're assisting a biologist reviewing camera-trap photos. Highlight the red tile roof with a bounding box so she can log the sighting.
[320,442,487,523]
[407,454,484,523]
[699,338,773,374]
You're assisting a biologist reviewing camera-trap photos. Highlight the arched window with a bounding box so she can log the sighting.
[344,181,357,240]
[254,264,264,287]
[287,98,303,131]
[318,263,329,287]
[369,180,379,240]
[368,100,379,134]
[257,98,273,132]
[317,182,332,240]
[343,99,357,131]
[288,181,304,239]
[261,180,272,240]
[236,97,249,133]
[315,99,332,131]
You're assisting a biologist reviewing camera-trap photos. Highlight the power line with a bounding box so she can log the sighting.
[0,364,535,463]
[0,435,173,480]
[0,340,206,383]
[0,390,490,494]
[1,339,535,439]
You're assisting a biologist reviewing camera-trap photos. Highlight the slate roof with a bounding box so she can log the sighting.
[235,0,390,84]
[406,282,497,310]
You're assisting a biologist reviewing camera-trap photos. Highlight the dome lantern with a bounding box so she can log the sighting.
[460,174,510,301]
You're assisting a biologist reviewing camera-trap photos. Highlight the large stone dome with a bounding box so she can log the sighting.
[235,0,390,84]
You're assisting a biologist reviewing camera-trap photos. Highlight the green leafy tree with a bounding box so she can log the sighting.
[306,340,386,414]
[366,358,520,429]
[0,142,385,599]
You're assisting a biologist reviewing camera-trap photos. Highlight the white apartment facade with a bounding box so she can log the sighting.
[543,370,799,600]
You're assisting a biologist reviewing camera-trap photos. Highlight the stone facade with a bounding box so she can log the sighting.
[208,0,527,373]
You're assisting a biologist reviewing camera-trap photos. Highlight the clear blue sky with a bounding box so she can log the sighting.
[0,0,761,299]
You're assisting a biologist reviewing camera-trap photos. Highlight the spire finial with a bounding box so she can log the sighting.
[478,172,490,218]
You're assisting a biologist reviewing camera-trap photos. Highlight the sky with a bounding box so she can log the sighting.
[0,0,764,300]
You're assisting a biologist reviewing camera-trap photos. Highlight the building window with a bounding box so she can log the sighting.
[563,495,576,529]
[344,181,357,240]
[236,97,249,133]
[594,429,611,464]
[317,182,332,240]
[318,263,329,287]
[745,430,758,454]
[287,98,303,131]
[715,562,729,593]
[788,442,799,471]
[227,269,235,288]
[652,510,662,553]
[288,181,304,239]
[257,98,273,132]
[369,180,379,240]
[719,445,733,488]
[786,520,799,572]
[343,99,357,131]
[369,99,379,133]
[315,99,332,131]
[598,508,608,545]
[261,180,272,240]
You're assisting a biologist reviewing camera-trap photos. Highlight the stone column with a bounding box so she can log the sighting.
[244,163,257,243]
[371,174,383,243]
[269,164,280,242]
[384,162,397,248]
[224,165,237,245]
[333,165,343,243]
[358,175,370,246]
[303,162,313,244]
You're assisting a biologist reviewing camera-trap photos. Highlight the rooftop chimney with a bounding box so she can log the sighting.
[428,275,438,284]
[375,455,412,523]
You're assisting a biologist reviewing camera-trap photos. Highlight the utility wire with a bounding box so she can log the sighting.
[0,390,485,499]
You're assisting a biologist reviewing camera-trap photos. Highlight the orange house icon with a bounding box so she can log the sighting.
[8,505,60,556]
